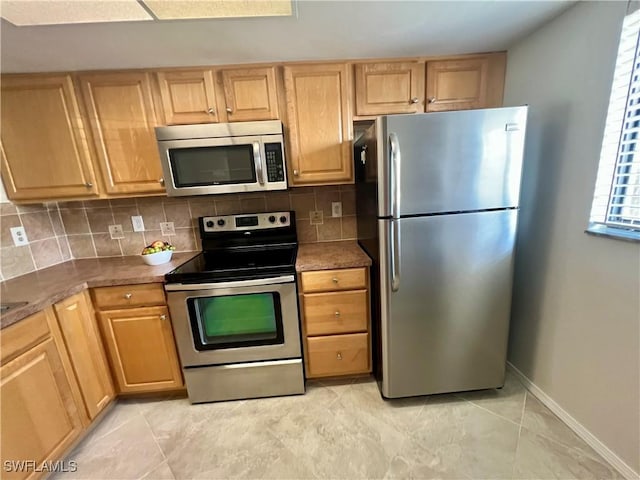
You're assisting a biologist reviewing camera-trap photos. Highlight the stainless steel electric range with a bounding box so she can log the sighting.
[164,211,304,403]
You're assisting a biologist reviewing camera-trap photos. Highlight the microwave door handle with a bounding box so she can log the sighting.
[253,142,265,185]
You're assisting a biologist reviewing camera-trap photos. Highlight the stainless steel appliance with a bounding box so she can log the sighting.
[354,106,528,399]
[164,211,304,403]
[155,120,287,196]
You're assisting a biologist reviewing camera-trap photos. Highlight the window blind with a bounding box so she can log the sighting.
[590,10,640,233]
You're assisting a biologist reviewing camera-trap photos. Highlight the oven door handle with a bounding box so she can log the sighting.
[253,141,265,185]
[164,275,295,291]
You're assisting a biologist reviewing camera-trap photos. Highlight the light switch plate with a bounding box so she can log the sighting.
[160,222,175,236]
[310,210,323,225]
[108,224,125,239]
[331,201,342,218]
[10,226,28,246]
[131,215,145,232]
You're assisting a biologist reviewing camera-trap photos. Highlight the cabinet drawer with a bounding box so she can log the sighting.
[306,333,369,378]
[1,309,51,365]
[300,267,366,293]
[92,284,165,310]
[303,290,368,336]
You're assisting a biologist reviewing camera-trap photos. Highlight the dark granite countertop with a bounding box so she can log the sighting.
[0,252,198,330]
[295,241,371,272]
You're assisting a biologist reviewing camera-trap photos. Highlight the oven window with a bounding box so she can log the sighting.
[169,145,256,187]
[187,293,284,350]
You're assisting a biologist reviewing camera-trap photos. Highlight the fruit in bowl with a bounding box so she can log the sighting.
[141,241,175,265]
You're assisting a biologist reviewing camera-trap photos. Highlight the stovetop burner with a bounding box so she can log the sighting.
[165,211,297,284]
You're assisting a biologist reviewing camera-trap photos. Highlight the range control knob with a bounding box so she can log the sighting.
[205,220,214,228]
[217,219,226,227]
[279,216,288,224]
[268,215,276,223]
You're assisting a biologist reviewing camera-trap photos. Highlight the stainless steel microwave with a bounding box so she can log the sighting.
[155,120,287,196]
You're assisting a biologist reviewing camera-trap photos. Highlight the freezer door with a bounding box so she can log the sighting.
[377,107,527,217]
[378,210,518,398]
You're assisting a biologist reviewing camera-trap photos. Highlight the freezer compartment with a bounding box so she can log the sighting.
[377,209,518,398]
[373,107,527,217]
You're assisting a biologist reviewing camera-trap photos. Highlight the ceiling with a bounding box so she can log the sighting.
[0,1,575,74]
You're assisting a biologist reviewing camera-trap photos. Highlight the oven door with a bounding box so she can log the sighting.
[158,134,287,196]
[165,275,300,367]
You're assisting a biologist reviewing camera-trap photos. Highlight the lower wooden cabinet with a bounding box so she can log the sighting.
[299,266,371,378]
[53,291,114,421]
[97,305,183,393]
[1,309,84,480]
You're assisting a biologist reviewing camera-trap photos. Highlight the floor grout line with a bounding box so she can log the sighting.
[510,390,528,479]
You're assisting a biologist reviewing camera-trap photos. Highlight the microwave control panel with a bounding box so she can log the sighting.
[265,143,285,182]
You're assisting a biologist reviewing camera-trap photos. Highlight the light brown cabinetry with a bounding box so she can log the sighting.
[299,267,371,378]
[0,75,99,202]
[220,66,280,122]
[1,309,84,480]
[53,291,114,421]
[284,63,353,185]
[92,284,183,394]
[354,61,425,116]
[157,69,219,124]
[79,72,165,195]
[425,54,506,112]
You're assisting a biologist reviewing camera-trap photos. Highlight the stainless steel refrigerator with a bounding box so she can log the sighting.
[354,106,528,399]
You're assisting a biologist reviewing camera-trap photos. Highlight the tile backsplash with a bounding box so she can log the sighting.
[0,186,357,281]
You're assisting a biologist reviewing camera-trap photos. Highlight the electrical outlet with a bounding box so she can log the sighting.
[131,215,145,232]
[310,210,323,225]
[331,201,343,218]
[160,222,176,236]
[10,226,28,246]
[108,224,125,240]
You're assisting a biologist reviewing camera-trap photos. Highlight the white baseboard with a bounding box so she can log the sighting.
[507,362,639,480]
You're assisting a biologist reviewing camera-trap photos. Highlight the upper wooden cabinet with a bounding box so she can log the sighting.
[156,69,219,124]
[354,62,425,116]
[220,67,279,122]
[284,63,353,185]
[425,54,506,112]
[53,292,114,421]
[0,75,99,201]
[79,72,165,194]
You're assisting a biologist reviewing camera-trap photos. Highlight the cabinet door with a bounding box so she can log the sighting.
[1,338,83,480]
[0,75,99,201]
[284,63,353,186]
[98,306,183,393]
[221,67,279,122]
[156,69,219,124]
[54,291,114,420]
[425,54,505,112]
[355,62,425,115]
[79,72,165,194]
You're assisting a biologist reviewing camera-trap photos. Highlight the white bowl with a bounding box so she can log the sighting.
[142,249,173,266]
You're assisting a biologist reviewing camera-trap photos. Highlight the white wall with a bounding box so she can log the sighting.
[504,1,640,475]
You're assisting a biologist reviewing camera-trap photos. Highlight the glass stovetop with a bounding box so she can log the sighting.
[165,246,297,283]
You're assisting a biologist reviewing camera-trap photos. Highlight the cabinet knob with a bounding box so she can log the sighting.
[335,311,341,317]
[293,170,299,176]
[336,352,342,360]
[226,107,233,113]
[159,178,165,186]
[410,97,420,104]
[85,182,93,188]
[160,314,167,321]
[332,277,339,283]
[207,107,215,114]
[428,97,436,104]
[124,293,132,299]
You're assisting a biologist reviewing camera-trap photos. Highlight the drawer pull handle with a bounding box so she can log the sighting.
[160,314,167,321]
[337,352,342,360]
[332,277,339,284]
[124,293,132,299]
[335,311,341,317]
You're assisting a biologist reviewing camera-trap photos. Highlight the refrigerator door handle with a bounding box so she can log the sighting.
[390,220,401,291]
[389,133,401,219]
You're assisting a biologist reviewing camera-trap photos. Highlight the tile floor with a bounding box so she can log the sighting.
[53,372,622,480]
